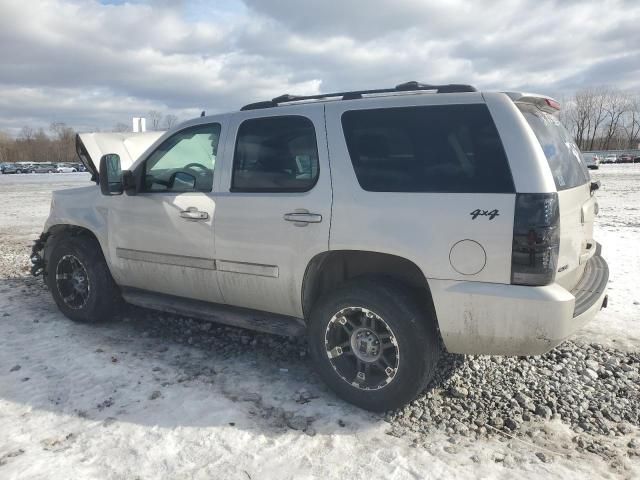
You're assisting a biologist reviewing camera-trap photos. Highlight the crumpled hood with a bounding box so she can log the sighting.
[76,131,165,176]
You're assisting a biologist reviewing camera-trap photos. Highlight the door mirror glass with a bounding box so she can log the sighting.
[170,171,197,191]
[99,154,123,195]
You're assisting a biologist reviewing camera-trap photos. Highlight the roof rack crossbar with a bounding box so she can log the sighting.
[240,81,477,110]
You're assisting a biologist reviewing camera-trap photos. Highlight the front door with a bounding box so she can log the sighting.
[107,121,227,303]
[213,106,332,318]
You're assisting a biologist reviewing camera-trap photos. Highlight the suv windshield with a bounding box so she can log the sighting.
[519,106,589,190]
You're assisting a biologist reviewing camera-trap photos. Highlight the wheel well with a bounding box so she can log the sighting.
[302,250,436,320]
[44,225,103,272]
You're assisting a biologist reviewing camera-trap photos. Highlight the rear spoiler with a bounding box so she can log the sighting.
[502,92,561,114]
[75,131,165,184]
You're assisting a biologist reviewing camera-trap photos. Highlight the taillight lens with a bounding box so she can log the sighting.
[511,193,560,286]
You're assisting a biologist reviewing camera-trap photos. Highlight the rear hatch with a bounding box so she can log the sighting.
[516,100,596,290]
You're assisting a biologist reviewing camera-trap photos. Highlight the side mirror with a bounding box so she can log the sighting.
[170,171,197,191]
[99,154,124,195]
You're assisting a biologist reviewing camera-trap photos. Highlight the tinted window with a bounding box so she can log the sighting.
[144,123,220,192]
[520,107,589,190]
[341,104,514,193]
[232,116,319,192]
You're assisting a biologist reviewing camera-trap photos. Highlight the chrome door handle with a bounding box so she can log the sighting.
[284,210,322,225]
[180,207,209,221]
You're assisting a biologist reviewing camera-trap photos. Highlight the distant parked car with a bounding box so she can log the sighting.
[31,163,57,173]
[633,155,640,163]
[12,163,34,173]
[1,162,18,174]
[617,154,633,164]
[602,155,617,164]
[582,153,600,169]
[55,163,78,173]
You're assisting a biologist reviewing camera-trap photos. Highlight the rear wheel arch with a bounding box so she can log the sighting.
[301,250,438,328]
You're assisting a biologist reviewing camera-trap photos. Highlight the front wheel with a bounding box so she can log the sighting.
[308,278,441,411]
[46,234,121,322]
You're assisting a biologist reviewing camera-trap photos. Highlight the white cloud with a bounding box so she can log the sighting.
[0,0,638,133]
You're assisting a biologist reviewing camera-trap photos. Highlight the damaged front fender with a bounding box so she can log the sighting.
[30,231,50,277]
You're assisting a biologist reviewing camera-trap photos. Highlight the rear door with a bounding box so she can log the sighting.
[212,105,332,318]
[518,105,595,290]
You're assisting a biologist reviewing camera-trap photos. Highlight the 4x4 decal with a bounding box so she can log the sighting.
[470,209,499,220]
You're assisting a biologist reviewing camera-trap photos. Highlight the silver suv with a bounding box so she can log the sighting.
[32,82,609,411]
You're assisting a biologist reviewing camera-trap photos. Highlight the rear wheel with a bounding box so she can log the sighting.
[308,278,441,411]
[46,234,121,322]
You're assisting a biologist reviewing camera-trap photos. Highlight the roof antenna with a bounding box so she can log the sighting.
[200,111,205,117]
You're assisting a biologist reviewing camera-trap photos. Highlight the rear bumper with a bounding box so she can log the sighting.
[430,251,609,356]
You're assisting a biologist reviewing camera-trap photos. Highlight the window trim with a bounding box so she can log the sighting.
[230,114,320,194]
[141,122,221,194]
[340,104,515,194]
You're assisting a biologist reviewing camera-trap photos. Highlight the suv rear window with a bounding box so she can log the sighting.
[341,104,514,193]
[519,107,589,190]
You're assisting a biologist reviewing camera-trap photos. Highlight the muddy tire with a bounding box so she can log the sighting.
[46,234,121,322]
[308,277,441,411]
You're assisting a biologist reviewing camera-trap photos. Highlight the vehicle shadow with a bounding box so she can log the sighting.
[0,276,420,438]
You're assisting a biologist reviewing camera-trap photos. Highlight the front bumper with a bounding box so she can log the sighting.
[430,250,609,356]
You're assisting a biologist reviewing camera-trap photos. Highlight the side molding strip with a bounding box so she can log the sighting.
[116,248,216,270]
[216,260,279,278]
[116,248,279,278]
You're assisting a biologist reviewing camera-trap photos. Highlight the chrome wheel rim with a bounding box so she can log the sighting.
[324,306,399,390]
[55,254,90,309]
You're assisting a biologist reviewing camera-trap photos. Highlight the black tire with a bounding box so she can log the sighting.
[46,234,121,322]
[308,277,441,411]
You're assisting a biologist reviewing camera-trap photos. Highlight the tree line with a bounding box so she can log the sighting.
[560,88,640,151]
[0,123,76,165]
[0,111,181,164]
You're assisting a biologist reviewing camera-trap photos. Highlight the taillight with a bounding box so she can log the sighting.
[544,98,561,110]
[511,193,560,286]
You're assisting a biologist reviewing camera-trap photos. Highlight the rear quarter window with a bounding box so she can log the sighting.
[341,104,514,193]
[519,107,590,191]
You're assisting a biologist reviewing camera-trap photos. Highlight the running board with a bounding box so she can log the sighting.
[121,288,306,337]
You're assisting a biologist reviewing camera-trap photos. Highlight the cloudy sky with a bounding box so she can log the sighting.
[0,0,638,135]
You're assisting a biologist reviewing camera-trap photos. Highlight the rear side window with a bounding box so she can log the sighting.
[232,115,319,192]
[520,107,589,190]
[341,104,514,193]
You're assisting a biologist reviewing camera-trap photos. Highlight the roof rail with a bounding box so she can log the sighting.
[240,81,478,111]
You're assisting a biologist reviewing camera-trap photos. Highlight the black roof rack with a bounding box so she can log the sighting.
[240,81,477,111]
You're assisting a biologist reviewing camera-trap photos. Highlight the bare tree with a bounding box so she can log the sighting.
[113,122,130,132]
[587,89,609,151]
[0,131,12,163]
[18,126,35,142]
[601,90,629,150]
[622,95,640,149]
[164,114,178,129]
[147,110,163,130]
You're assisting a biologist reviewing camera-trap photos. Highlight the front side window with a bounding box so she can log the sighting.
[341,104,514,193]
[231,116,319,192]
[144,123,221,192]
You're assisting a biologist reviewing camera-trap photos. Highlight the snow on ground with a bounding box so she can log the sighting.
[0,169,639,479]
[572,165,640,351]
